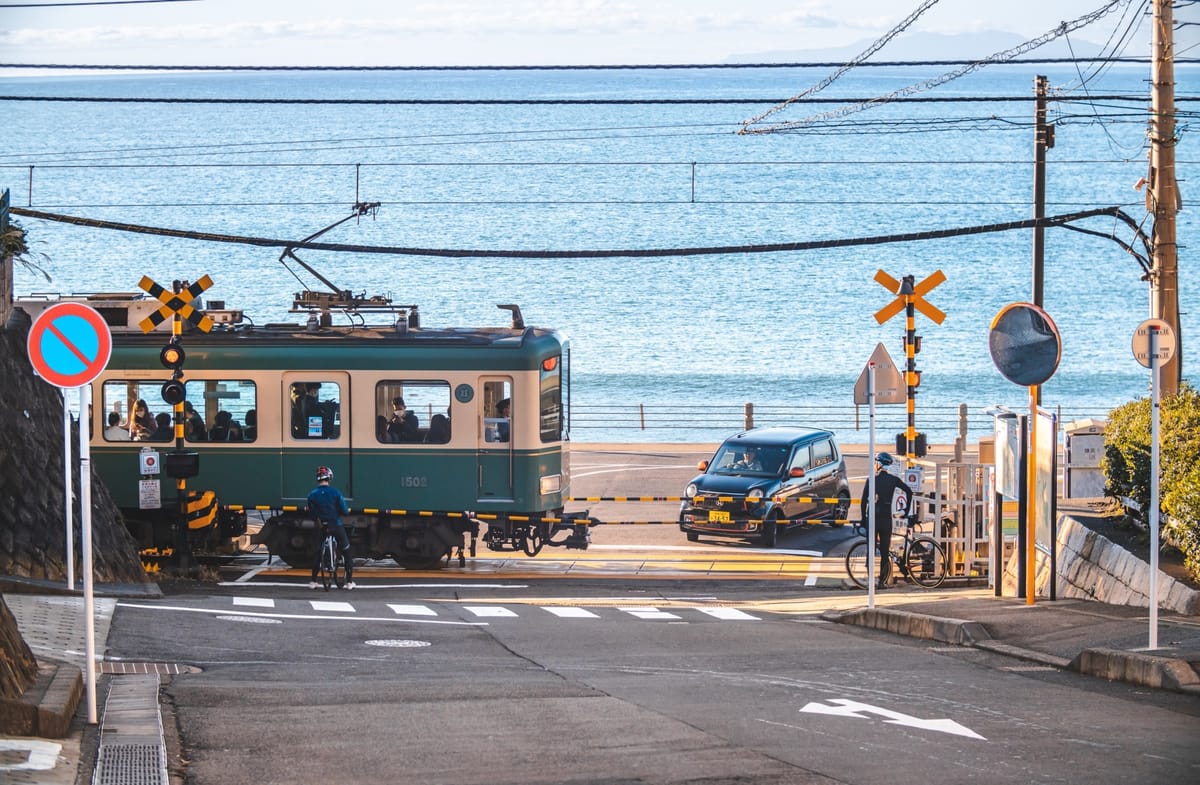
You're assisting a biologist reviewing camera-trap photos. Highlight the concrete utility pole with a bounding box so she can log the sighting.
[1149,0,1181,394]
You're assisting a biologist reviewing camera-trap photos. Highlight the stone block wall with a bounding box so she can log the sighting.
[1002,514,1200,614]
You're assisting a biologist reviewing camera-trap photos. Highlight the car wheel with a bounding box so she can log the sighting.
[759,513,779,548]
[686,531,699,542]
[829,492,851,527]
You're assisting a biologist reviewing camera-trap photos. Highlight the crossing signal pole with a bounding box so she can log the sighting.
[138,274,214,573]
[874,269,946,464]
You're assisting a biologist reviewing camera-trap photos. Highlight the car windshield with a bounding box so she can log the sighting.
[709,443,788,476]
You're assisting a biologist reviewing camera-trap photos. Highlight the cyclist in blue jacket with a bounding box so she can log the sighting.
[308,465,354,589]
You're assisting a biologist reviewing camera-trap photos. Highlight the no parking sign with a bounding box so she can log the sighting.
[27,302,112,388]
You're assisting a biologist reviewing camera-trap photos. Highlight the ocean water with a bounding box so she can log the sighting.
[1,64,1194,444]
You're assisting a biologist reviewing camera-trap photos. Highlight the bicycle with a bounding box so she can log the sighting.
[845,518,947,589]
[317,524,346,591]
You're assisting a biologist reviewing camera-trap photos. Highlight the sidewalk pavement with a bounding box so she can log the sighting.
[1,580,1197,784]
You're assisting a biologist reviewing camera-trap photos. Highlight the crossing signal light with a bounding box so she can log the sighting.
[895,432,928,458]
[161,379,186,406]
[160,341,185,372]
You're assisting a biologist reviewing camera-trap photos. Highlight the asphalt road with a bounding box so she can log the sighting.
[98,442,1200,784]
[106,578,1200,785]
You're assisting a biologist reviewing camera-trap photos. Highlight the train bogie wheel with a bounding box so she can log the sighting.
[391,546,449,570]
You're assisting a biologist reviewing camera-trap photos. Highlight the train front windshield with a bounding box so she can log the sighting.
[540,348,567,442]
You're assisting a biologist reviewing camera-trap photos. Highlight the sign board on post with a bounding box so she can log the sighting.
[27,302,113,389]
[25,301,112,727]
[1132,318,1176,368]
[854,343,906,405]
[139,479,162,510]
[139,450,161,476]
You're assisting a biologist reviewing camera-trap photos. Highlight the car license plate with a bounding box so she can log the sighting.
[708,510,731,523]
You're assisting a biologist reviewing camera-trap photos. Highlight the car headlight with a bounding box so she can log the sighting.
[747,489,765,503]
[685,483,698,499]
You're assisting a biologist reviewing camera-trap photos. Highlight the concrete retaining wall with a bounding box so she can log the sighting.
[1002,514,1200,614]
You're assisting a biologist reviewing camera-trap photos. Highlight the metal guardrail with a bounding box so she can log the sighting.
[569,402,1113,443]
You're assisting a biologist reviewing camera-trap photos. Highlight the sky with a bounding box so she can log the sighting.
[0,0,1167,67]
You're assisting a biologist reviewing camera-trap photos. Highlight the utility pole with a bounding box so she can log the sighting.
[1031,75,1054,407]
[1149,0,1181,395]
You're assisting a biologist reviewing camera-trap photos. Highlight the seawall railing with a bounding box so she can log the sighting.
[568,402,1112,445]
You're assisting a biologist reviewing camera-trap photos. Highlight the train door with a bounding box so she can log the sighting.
[281,372,351,502]
[477,377,513,502]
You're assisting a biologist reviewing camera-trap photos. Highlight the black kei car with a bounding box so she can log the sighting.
[678,426,852,547]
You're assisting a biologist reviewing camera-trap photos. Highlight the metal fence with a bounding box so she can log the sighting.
[569,402,1113,445]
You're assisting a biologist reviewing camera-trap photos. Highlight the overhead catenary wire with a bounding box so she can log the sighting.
[10,204,1150,273]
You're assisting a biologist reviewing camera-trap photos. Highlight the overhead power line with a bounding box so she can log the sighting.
[10,204,1148,272]
[0,57,1170,71]
[0,94,1178,106]
[743,0,1138,133]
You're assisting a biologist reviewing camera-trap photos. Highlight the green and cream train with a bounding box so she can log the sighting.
[20,292,590,569]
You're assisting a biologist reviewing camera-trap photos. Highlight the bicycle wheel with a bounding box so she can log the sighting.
[320,537,334,591]
[845,539,888,589]
[333,546,346,589]
[904,536,947,588]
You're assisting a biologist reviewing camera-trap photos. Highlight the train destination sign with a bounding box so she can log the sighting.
[26,302,113,389]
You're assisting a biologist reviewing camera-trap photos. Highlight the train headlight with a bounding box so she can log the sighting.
[685,483,698,499]
[540,474,562,495]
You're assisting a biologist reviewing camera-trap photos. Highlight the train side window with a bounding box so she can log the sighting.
[183,380,257,443]
[290,381,341,439]
[481,379,512,443]
[375,381,451,444]
[101,380,171,442]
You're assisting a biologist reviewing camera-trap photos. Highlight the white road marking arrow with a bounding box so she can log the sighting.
[800,699,986,740]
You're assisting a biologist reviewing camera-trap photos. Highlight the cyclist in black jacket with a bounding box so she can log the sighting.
[858,452,914,588]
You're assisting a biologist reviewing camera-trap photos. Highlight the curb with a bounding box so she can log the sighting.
[0,662,83,738]
[1071,647,1200,693]
[822,606,1200,695]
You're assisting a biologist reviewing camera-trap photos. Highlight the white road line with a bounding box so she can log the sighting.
[310,600,356,612]
[232,597,275,608]
[387,604,439,616]
[696,607,760,621]
[463,606,519,617]
[618,606,681,620]
[542,607,600,618]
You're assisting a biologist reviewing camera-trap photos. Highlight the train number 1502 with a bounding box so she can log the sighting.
[399,476,428,488]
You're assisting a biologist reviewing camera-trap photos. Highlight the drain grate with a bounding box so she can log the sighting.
[99,661,201,675]
[93,744,166,785]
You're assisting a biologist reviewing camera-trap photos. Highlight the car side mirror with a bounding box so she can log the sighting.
[788,467,806,478]
[698,460,709,471]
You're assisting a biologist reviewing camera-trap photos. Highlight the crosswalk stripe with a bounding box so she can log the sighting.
[696,608,760,621]
[463,606,519,618]
[232,597,275,608]
[542,607,601,618]
[225,597,766,622]
[387,604,438,616]
[310,600,355,612]
[618,607,681,620]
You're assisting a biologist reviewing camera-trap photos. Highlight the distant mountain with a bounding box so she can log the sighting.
[726,30,1105,64]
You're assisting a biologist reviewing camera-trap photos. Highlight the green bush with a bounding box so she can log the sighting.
[1102,384,1200,577]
